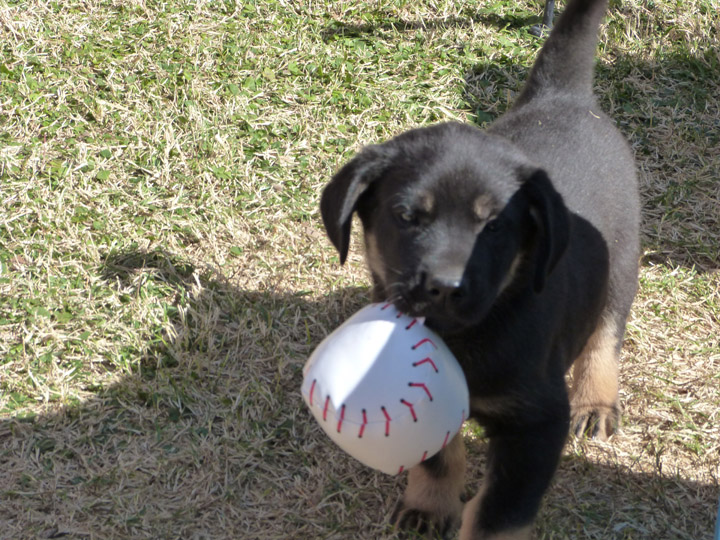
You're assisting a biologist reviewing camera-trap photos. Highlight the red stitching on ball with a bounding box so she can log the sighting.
[400,399,417,422]
[309,379,317,406]
[441,431,450,448]
[398,465,404,474]
[358,409,368,438]
[412,357,438,372]
[381,303,392,310]
[411,337,436,350]
[421,451,428,462]
[405,318,418,330]
[408,382,433,401]
[381,406,391,436]
[322,396,330,421]
[337,404,346,433]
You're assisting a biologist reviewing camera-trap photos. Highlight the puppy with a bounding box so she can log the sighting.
[320,0,639,538]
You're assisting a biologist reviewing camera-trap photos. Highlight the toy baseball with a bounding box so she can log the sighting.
[301,303,469,475]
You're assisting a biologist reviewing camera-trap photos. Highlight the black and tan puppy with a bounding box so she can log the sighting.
[320,0,639,538]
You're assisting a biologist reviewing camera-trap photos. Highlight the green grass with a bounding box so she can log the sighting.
[1,0,719,538]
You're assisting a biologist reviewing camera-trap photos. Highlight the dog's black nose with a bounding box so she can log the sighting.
[425,274,466,303]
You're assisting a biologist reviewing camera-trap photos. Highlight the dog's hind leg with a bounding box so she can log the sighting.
[392,434,466,538]
[569,313,622,440]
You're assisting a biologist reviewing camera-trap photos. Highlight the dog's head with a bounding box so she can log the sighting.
[321,122,570,334]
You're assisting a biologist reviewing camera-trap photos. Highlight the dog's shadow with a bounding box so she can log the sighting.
[1,246,716,538]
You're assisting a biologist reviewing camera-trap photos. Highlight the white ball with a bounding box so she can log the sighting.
[301,303,469,475]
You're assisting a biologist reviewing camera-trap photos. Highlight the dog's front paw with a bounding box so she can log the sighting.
[570,402,619,440]
[392,435,465,538]
[392,498,461,539]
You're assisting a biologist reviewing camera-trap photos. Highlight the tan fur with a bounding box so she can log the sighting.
[395,434,466,527]
[498,253,523,294]
[460,490,533,540]
[470,395,518,417]
[416,191,435,214]
[473,194,495,221]
[488,526,533,540]
[569,313,621,439]
[364,232,387,286]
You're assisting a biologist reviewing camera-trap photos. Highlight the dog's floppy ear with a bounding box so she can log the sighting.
[320,144,397,264]
[520,169,571,292]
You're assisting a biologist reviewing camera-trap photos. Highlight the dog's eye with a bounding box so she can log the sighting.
[395,208,418,226]
[485,219,501,232]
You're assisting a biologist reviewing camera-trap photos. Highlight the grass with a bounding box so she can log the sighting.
[1,0,718,538]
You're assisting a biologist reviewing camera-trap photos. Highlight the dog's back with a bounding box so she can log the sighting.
[490,0,640,351]
[491,0,637,209]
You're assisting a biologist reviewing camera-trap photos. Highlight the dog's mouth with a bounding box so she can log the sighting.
[423,313,472,335]
[390,287,478,336]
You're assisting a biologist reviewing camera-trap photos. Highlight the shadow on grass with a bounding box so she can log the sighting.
[463,436,719,540]
[321,9,539,43]
[0,246,717,538]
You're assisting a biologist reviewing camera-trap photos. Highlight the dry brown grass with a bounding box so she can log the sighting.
[1,0,718,539]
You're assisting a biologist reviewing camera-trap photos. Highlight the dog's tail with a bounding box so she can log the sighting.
[514,0,609,106]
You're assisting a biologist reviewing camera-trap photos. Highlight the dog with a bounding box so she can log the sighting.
[320,0,639,538]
